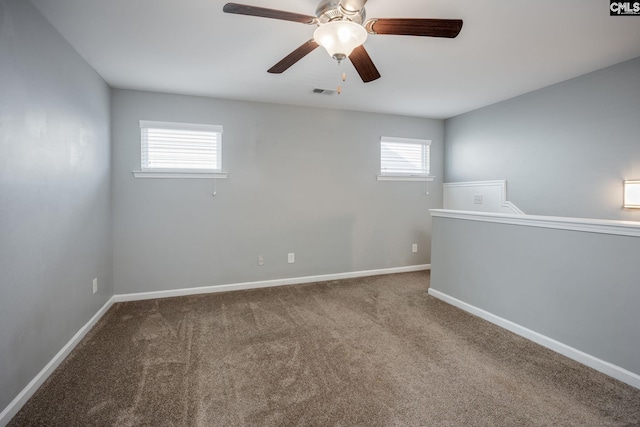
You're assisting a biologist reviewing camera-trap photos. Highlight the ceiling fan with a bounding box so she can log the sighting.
[223,0,463,83]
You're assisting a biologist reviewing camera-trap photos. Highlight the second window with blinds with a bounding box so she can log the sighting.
[134,120,227,179]
[377,136,432,181]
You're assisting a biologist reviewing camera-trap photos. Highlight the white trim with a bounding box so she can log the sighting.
[427,288,640,390]
[0,297,115,426]
[430,209,640,238]
[139,120,223,133]
[443,180,506,188]
[132,171,228,179]
[376,175,435,182]
[380,136,431,146]
[114,264,431,302]
[443,180,524,214]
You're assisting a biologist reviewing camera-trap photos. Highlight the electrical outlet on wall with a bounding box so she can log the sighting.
[92,278,98,294]
[412,243,418,253]
[474,194,484,204]
[288,253,295,263]
[258,255,264,266]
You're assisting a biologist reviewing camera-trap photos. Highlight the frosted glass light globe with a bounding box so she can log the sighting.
[314,21,368,60]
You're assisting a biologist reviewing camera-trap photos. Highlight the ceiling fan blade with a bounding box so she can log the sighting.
[223,3,317,24]
[348,45,381,83]
[365,18,463,38]
[339,0,368,13]
[268,40,319,74]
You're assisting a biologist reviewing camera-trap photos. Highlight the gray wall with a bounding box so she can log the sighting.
[445,57,640,221]
[430,215,640,376]
[0,0,112,412]
[112,90,443,294]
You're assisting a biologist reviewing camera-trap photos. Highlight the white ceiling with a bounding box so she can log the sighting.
[31,0,640,119]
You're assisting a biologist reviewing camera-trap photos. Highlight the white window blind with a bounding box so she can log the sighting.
[140,121,223,172]
[380,137,431,176]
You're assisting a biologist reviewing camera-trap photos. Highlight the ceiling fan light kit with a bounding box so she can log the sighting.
[313,21,368,61]
[222,1,463,84]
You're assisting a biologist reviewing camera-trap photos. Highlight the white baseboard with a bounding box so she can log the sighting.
[114,264,431,302]
[0,297,115,426]
[428,288,640,390]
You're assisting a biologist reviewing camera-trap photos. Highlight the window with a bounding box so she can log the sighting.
[377,137,432,181]
[134,120,226,179]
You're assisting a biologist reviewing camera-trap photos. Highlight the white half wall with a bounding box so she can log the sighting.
[443,180,524,214]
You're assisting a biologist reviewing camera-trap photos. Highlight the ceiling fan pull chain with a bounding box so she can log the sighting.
[337,59,346,94]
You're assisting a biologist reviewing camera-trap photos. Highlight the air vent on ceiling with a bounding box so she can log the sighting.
[312,88,336,95]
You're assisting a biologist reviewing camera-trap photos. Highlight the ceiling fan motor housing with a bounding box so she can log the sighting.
[315,0,366,24]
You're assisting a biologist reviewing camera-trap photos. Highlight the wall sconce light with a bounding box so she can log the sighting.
[623,180,640,208]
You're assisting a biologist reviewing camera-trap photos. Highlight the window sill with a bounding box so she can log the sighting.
[132,171,228,179]
[376,175,434,182]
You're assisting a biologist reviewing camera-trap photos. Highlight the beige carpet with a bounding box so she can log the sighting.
[9,271,640,426]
